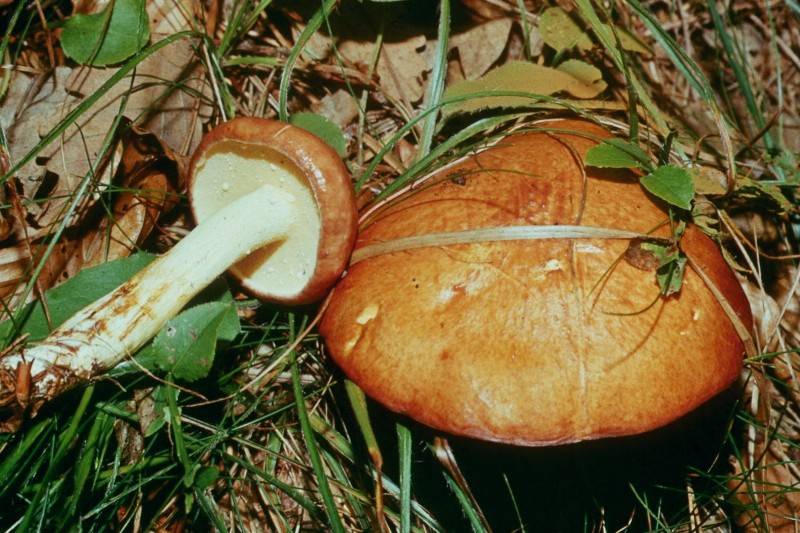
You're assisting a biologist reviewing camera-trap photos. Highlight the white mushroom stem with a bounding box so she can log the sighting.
[0,184,296,420]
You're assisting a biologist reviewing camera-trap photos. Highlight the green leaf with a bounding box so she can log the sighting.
[151,302,235,382]
[0,253,155,345]
[289,112,347,157]
[640,242,687,296]
[61,0,150,66]
[585,138,651,170]
[212,291,241,342]
[539,7,593,52]
[442,60,607,116]
[639,165,695,210]
[194,466,220,490]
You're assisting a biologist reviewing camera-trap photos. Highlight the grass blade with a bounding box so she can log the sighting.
[288,313,345,532]
[417,0,450,161]
[278,0,337,121]
[397,423,413,533]
[0,418,52,498]
[706,0,773,151]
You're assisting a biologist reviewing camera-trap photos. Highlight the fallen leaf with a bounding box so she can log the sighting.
[556,59,605,88]
[735,177,792,212]
[1,66,104,229]
[585,137,652,170]
[1,0,208,234]
[339,30,429,104]
[311,89,359,128]
[539,7,592,52]
[449,18,513,80]
[600,23,651,55]
[0,126,178,301]
[442,60,607,116]
[740,279,781,352]
[689,164,727,195]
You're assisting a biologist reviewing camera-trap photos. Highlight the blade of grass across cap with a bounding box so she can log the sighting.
[278,0,337,122]
[397,423,413,533]
[289,313,345,532]
[417,0,450,161]
[351,225,647,264]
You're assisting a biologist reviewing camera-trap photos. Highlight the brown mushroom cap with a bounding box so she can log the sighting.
[320,119,752,446]
[188,117,357,305]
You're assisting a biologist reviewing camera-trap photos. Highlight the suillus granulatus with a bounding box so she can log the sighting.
[321,119,751,446]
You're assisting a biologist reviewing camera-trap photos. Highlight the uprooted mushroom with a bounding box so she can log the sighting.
[0,118,358,430]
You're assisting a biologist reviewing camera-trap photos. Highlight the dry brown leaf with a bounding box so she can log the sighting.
[0,67,93,223]
[443,60,607,116]
[0,125,178,299]
[67,0,209,155]
[339,32,429,104]
[731,439,800,531]
[1,0,207,232]
[740,279,781,352]
[689,164,728,195]
[41,125,178,289]
[311,90,359,128]
[449,18,513,80]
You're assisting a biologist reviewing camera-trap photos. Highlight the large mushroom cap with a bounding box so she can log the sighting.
[189,118,357,305]
[320,119,752,446]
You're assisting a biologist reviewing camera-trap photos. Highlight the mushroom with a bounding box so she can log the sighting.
[320,119,752,446]
[0,118,357,428]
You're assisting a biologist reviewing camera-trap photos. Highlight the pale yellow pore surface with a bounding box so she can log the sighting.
[192,141,321,298]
